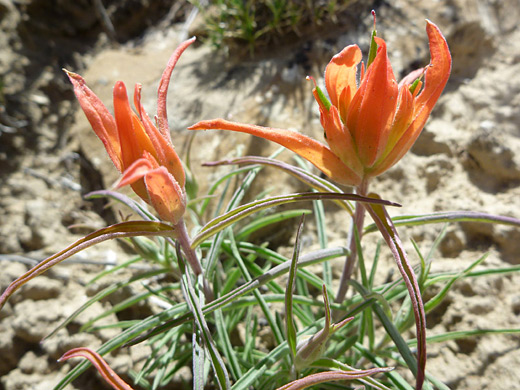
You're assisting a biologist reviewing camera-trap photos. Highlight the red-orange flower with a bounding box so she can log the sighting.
[66,38,195,224]
[189,21,451,187]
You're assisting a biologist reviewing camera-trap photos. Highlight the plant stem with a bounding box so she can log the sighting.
[175,219,214,301]
[334,179,369,306]
[176,219,203,276]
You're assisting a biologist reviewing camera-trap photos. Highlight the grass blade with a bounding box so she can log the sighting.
[0,221,176,310]
[175,242,230,389]
[286,215,306,361]
[192,192,399,248]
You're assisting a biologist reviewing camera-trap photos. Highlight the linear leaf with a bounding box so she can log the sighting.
[365,198,426,390]
[0,221,175,310]
[364,210,520,234]
[286,215,305,361]
[203,156,354,214]
[175,242,230,389]
[192,192,399,248]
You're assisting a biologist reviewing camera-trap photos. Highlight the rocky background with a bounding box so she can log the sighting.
[1,0,520,389]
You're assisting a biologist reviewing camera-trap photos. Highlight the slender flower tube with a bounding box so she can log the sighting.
[65,37,196,225]
[189,21,451,185]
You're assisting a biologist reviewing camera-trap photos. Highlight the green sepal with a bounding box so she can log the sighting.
[315,84,331,111]
[409,78,421,94]
[367,29,378,68]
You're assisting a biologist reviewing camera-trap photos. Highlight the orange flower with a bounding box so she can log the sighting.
[189,21,451,187]
[65,38,196,224]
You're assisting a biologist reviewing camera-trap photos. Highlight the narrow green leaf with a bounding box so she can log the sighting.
[125,247,348,347]
[354,343,414,390]
[313,196,332,288]
[368,241,382,289]
[0,221,176,310]
[236,209,311,240]
[425,253,488,312]
[286,215,305,361]
[54,303,191,390]
[192,192,399,248]
[220,267,242,296]
[214,307,242,380]
[227,232,284,345]
[365,198,426,389]
[176,243,230,389]
[80,285,177,332]
[204,162,264,280]
[45,268,167,340]
[193,328,206,389]
[364,211,520,234]
[86,190,158,221]
[410,328,520,346]
[203,155,354,214]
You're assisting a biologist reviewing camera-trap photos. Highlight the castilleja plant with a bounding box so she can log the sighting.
[0,38,208,312]
[189,20,451,189]
[65,37,207,280]
[2,11,520,390]
[65,41,193,227]
[189,16,452,390]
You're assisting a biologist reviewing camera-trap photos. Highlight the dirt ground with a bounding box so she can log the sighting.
[1,0,520,389]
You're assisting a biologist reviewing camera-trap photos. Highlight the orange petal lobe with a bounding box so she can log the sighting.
[372,20,451,176]
[118,154,157,201]
[157,37,196,139]
[145,167,186,225]
[337,85,352,123]
[118,157,154,189]
[325,45,362,109]
[134,84,186,187]
[382,86,415,157]
[320,105,363,176]
[113,82,156,170]
[65,71,122,171]
[189,119,362,186]
[415,21,452,111]
[347,37,398,167]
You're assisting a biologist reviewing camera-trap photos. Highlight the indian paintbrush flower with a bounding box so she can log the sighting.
[188,20,451,187]
[65,37,196,225]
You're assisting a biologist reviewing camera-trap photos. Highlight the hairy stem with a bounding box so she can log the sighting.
[174,219,213,301]
[334,179,369,306]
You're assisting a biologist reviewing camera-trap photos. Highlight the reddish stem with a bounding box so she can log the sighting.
[334,179,369,306]
[174,219,213,301]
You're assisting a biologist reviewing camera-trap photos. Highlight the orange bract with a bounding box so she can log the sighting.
[189,21,451,187]
[65,38,196,224]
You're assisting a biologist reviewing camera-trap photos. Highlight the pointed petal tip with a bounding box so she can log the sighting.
[187,119,220,130]
[64,69,84,83]
[113,80,127,93]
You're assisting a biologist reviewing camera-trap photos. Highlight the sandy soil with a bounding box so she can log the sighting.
[1,0,520,389]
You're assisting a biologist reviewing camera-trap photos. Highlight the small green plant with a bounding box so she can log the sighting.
[192,0,353,56]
